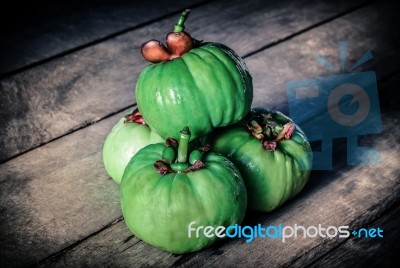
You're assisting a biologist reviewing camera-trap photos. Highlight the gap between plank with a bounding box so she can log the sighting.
[0,0,215,80]
[242,0,375,58]
[30,216,124,268]
[4,66,397,166]
[0,0,377,165]
[171,182,400,268]
[0,103,137,164]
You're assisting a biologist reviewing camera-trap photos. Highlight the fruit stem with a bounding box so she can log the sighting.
[174,9,190,33]
[177,126,191,163]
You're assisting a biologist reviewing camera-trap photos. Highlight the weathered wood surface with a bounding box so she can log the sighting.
[0,0,399,267]
[34,113,399,268]
[249,0,400,111]
[307,203,400,268]
[0,0,370,163]
[0,0,207,76]
[0,110,124,267]
[33,58,400,268]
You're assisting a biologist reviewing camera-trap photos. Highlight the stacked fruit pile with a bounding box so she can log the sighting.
[102,10,312,253]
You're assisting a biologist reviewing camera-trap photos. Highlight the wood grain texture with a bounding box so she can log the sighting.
[0,0,207,76]
[34,112,400,268]
[0,0,370,163]
[0,109,127,267]
[307,203,400,268]
[248,0,400,112]
[0,1,396,267]
[36,220,183,268]
[175,115,400,268]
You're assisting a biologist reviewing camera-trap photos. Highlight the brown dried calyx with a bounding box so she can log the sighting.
[141,9,194,63]
[245,112,295,152]
[124,108,145,124]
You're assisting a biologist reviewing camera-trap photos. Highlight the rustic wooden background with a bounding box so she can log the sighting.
[0,0,399,267]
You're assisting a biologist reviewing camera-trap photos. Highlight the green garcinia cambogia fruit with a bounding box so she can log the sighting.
[210,108,313,212]
[120,127,247,253]
[102,109,163,184]
[136,9,253,141]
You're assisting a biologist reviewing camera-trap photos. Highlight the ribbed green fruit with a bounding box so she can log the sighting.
[102,116,163,184]
[136,42,253,141]
[120,143,247,253]
[211,108,313,212]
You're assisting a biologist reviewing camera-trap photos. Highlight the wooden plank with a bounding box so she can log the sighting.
[34,112,400,268]
[0,0,370,163]
[0,0,207,76]
[305,203,400,268]
[36,220,183,268]
[0,108,128,267]
[3,1,397,267]
[175,116,400,268]
[248,1,400,112]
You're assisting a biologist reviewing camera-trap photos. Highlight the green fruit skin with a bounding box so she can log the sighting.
[102,117,164,184]
[136,42,253,141]
[211,108,312,212]
[120,143,247,254]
